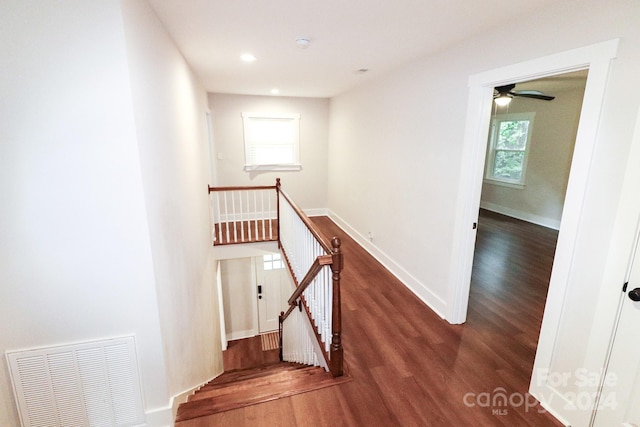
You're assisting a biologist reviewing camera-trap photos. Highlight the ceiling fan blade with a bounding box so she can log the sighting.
[515,90,545,96]
[495,84,516,94]
[513,92,555,101]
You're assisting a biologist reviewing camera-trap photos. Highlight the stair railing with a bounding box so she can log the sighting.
[277,181,343,377]
[207,179,343,377]
[208,183,278,245]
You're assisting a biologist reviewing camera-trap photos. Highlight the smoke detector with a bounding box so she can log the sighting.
[296,38,310,49]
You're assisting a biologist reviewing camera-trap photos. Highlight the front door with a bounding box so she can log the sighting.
[256,253,286,333]
[593,231,640,426]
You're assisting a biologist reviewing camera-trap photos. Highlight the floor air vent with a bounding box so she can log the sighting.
[6,336,145,427]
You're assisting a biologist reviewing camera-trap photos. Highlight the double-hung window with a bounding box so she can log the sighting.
[242,112,301,171]
[485,112,535,188]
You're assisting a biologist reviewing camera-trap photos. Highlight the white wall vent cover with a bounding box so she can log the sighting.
[6,336,145,427]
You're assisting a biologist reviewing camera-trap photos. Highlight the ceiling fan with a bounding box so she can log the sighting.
[494,83,555,106]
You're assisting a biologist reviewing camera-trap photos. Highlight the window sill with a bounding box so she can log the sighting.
[483,179,525,190]
[244,164,302,172]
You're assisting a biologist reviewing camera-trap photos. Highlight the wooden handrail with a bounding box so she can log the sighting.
[286,255,332,307]
[281,303,297,322]
[208,184,277,192]
[278,188,333,254]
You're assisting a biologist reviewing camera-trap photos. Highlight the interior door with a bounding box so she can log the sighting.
[255,253,286,333]
[593,230,640,426]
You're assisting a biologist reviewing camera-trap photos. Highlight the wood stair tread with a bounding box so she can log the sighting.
[202,362,307,388]
[191,366,323,400]
[176,363,350,422]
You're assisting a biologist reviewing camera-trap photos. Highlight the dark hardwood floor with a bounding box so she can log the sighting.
[177,210,563,426]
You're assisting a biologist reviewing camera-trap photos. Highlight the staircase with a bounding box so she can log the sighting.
[209,180,345,378]
[175,362,349,422]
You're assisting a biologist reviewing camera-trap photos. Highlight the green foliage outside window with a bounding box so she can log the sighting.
[491,120,530,180]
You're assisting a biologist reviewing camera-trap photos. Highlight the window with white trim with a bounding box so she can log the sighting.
[485,112,535,188]
[242,112,301,171]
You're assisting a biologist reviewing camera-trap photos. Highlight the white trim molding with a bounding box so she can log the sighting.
[328,210,447,319]
[451,38,619,426]
[480,201,561,230]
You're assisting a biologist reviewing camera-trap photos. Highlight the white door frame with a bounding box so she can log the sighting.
[590,102,640,426]
[449,39,619,423]
[449,39,619,323]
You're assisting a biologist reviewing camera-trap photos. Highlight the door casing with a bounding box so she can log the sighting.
[450,39,619,425]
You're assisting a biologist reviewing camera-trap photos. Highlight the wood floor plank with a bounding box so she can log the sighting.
[177,211,563,426]
[222,335,280,371]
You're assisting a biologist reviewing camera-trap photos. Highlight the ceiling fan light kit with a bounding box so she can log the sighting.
[494,95,512,106]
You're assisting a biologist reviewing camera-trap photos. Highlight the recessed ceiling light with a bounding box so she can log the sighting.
[270,88,280,95]
[240,53,257,62]
[355,68,369,74]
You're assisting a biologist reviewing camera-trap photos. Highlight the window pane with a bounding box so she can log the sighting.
[242,113,300,169]
[264,261,272,270]
[496,120,529,150]
[493,150,524,180]
[249,119,294,144]
[252,146,294,164]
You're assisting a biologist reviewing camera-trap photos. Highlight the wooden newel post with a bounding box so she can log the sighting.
[276,178,281,248]
[329,236,344,377]
[279,311,284,361]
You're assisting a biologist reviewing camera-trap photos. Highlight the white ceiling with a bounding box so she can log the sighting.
[149,0,559,98]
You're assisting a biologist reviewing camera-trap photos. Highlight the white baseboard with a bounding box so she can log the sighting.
[480,201,561,230]
[327,210,447,320]
[168,370,224,423]
[143,406,173,427]
[227,329,257,342]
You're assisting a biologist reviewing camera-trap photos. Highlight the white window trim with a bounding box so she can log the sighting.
[484,112,535,189]
[242,112,301,172]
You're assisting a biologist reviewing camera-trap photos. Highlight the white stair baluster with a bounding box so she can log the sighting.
[223,192,230,244]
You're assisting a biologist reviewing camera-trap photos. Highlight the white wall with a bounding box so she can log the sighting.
[209,94,329,211]
[120,0,223,420]
[481,82,586,229]
[328,0,640,423]
[0,1,225,425]
[0,1,167,425]
[220,258,257,340]
[329,0,640,317]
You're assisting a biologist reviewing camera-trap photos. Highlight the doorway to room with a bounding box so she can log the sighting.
[469,70,587,326]
[452,39,619,422]
[451,40,619,324]
[465,71,587,411]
